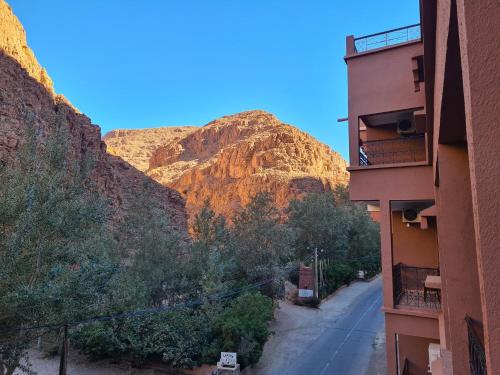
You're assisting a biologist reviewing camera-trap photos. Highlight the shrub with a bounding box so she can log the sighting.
[72,309,209,368]
[323,262,358,295]
[204,292,275,368]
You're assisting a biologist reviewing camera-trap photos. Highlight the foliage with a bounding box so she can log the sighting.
[287,187,380,263]
[0,111,142,374]
[72,308,209,368]
[229,193,294,298]
[190,201,232,297]
[204,292,275,368]
[323,262,358,296]
[118,187,194,307]
[1,106,379,375]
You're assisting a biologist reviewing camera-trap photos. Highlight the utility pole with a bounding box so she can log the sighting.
[314,248,319,299]
[59,324,68,375]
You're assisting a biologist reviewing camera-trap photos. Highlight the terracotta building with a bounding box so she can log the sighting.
[344,1,500,374]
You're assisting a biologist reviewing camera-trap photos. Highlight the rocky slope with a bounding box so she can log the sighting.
[0,0,188,236]
[104,111,349,220]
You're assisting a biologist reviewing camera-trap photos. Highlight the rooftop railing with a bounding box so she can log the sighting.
[393,263,440,309]
[354,24,421,53]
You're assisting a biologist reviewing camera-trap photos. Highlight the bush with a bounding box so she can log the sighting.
[72,309,209,368]
[323,262,358,295]
[204,292,275,368]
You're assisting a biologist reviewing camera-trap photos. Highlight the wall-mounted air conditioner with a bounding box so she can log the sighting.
[402,208,421,224]
[397,119,416,135]
[428,343,441,373]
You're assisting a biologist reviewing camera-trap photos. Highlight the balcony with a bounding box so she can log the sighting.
[393,263,440,310]
[466,316,487,375]
[353,24,421,54]
[360,134,426,166]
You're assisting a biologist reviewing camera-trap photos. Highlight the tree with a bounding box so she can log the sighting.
[230,193,294,298]
[286,188,381,290]
[287,192,350,260]
[118,181,194,307]
[0,110,131,374]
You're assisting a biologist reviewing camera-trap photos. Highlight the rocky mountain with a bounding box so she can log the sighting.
[104,111,349,221]
[0,0,188,236]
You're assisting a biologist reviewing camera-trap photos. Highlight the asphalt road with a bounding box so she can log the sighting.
[281,278,384,375]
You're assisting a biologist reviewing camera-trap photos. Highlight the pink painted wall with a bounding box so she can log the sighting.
[346,42,425,166]
[391,211,438,268]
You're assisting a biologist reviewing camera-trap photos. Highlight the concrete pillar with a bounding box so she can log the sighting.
[435,144,482,375]
[379,199,394,309]
[456,1,500,373]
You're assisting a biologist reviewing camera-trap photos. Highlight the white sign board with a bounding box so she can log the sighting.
[220,352,237,367]
[298,289,314,298]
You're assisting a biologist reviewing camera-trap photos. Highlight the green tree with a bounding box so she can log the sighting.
[204,292,275,368]
[0,110,132,374]
[118,182,194,307]
[230,193,293,298]
[287,192,350,260]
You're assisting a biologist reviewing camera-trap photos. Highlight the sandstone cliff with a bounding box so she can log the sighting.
[0,0,188,237]
[104,111,349,221]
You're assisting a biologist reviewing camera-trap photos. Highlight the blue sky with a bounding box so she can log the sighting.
[9,0,419,159]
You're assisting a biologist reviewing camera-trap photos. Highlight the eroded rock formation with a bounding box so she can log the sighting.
[104,111,349,221]
[0,0,188,237]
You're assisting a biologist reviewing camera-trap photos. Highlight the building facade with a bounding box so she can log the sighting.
[344,1,500,374]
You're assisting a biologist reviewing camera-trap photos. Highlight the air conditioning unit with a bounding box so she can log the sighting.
[397,119,416,134]
[428,343,441,373]
[402,208,421,223]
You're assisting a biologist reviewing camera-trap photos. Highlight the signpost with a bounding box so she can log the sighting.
[298,289,314,298]
[220,352,237,368]
[217,352,240,374]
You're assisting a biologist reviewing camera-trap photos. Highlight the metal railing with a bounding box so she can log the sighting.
[393,263,440,309]
[359,134,426,166]
[354,24,421,53]
[466,316,487,375]
[401,358,409,375]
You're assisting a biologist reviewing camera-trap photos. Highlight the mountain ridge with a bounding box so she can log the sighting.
[104,110,349,221]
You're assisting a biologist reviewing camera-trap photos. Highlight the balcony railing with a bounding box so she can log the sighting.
[354,24,421,53]
[360,134,426,166]
[400,358,409,375]
[466,316,487,375]
[393,263,440,309]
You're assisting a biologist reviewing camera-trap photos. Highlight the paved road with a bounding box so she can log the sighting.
[283,278,384,375]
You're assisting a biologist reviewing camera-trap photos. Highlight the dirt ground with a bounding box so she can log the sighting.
[19,350,214,375]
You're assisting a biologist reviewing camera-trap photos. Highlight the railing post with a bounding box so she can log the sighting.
[346,35,356,55]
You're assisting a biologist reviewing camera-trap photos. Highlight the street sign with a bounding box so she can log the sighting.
[220,352,237,368]
[298,289,314,298]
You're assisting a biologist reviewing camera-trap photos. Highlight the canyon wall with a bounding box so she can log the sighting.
[105,111,349,221]
[0,0,188,238]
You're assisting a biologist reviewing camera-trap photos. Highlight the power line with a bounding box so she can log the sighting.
[0,255,313,336]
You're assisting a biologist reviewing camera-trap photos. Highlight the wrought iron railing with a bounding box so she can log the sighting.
[466,316,487,375]
[354,24,421,53]
[401,358,409,375]
[360,134,426,166]
[393,263,440,309]
[359,147,370,166]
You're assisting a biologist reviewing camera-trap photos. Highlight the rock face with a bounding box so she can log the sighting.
[0,1,53,93]
[104,111,349,221]
[0,0,188,237]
